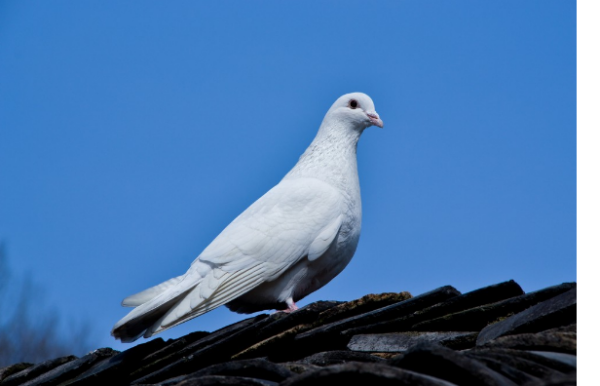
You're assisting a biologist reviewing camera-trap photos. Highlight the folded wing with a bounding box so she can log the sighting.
[111,178,343,342]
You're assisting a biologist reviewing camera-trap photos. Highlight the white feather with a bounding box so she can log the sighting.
[121,275,184,307]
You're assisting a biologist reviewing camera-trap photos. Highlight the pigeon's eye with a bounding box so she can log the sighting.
[349,99,358,109]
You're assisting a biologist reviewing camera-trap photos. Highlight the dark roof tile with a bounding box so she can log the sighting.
[348,331,478,353]
[411,282,576,332]
[293,286,460,353]
[178,358,293,383]
[390,341,518,386]
[1,356,76,386]
[477,288,576,346]
[66,338,166,386]
[172,374,278,386]
[0,363,33,383]
[466,349,567,381]
[342,280,524,336]
[296,351,384,366]
[479,328,577,354]
[279,361,455,386]
[19,348,118,386]
[1,281,576,385]
[316,292,412,325]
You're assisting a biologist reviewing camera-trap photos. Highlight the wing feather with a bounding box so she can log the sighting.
[147,264,268,336]
[121,275,185,307]
[113,177,346,341]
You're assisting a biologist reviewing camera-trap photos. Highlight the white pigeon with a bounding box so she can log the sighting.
[111,92,383,342]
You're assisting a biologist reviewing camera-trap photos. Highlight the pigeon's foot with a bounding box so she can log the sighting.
[283,298,299,313]
[273,298,299,314]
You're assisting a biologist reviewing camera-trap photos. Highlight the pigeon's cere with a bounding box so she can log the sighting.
[111,92,383,343]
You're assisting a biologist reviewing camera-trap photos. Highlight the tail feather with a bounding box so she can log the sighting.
[111,275,198,342]
[121,275,185,307]
[145,264,267,337]
[111,289,193,343]
[111,265,268,342]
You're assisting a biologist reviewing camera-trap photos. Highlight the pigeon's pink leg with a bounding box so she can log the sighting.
[273,298,299,314]
[283,298,299,313]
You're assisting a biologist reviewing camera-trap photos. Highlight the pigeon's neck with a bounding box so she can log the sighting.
[285,120,363,193]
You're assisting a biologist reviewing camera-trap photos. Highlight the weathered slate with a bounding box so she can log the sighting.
[348,332,477,353]
[0,363,33,382]
[66,338,166,385]
[293,286,460,354]
[136,359,290,384]
[277,362,320,375]
[518,372,576,386]
[390,342,518,386]
[429,280,523,311]
[19,348,118,386]
[439,331,479,350]
[297,351,384,366]
[232,324,314,361]
[468,348,576,374]
[228,302,343,361]
[527,351,576,368]
[466,350,566,381]
[1,356,76,386]
[0,281,577,386]
[340,280,524,337]
[480,329,576,354]
[139,331,209,366]
[132,315,274,384]
[130,314,267,382]
[255,301,342,341]
[316,292,412,325]
[467,355,540,385]
[477,288,576,346]
[411,282,575,332]
[174,374,279,386]
[279,362,458,386]
[180,358,294,383]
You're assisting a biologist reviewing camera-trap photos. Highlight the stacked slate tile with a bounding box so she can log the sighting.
[0,280,576,385]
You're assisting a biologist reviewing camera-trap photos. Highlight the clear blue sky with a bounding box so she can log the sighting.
[0,1,575,352]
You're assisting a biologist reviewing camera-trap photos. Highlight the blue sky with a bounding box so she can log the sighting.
[0,1,575,352]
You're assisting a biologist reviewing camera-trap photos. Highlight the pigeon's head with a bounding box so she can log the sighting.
[325,92,384,131]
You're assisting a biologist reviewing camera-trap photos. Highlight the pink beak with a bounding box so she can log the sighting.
[366,112,384,128]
